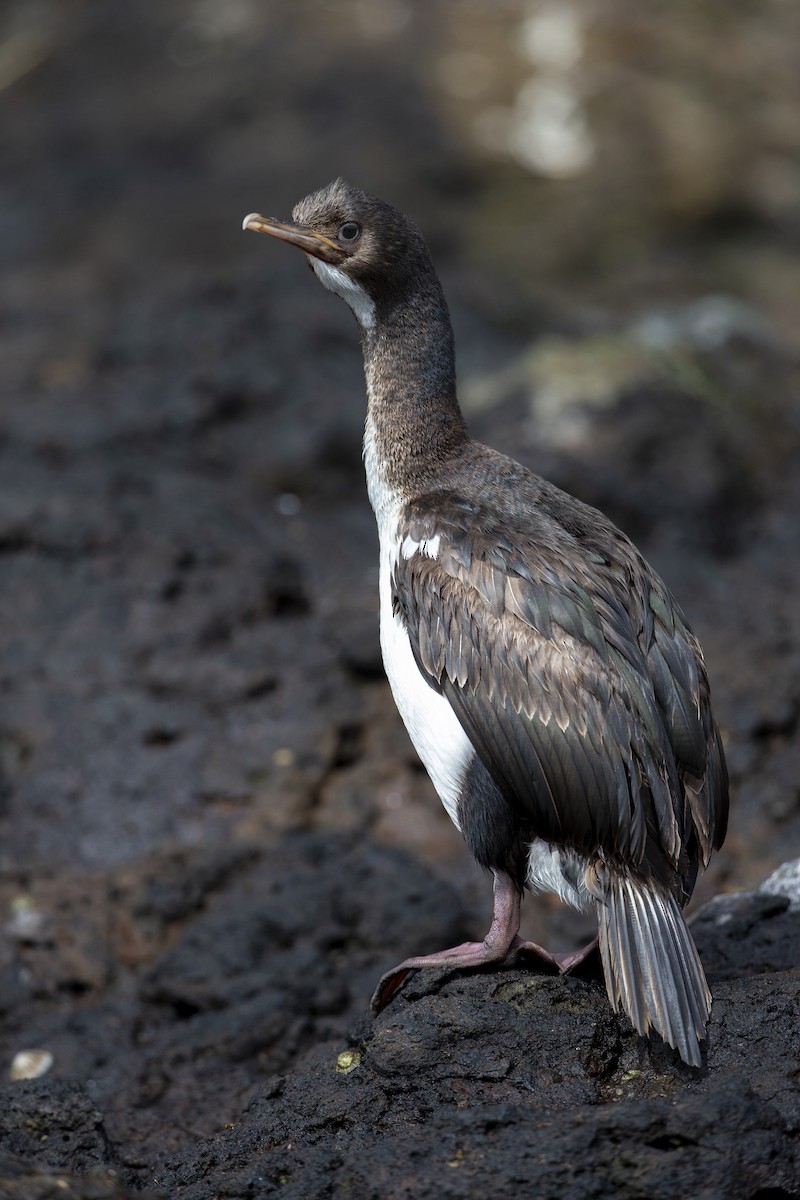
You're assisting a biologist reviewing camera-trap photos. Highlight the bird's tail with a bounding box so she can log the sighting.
[594,870,711,1067]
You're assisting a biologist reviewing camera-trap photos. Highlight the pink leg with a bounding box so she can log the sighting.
[371,871,589,1013]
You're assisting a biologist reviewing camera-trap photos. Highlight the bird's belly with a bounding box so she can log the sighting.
[378,568,473,830]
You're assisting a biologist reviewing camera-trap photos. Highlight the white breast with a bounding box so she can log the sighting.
[364,419,474,829]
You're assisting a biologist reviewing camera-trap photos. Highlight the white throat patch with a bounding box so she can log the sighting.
[310,259,376,331]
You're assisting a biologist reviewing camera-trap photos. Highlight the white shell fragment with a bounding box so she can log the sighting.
[10,1049,54,1081]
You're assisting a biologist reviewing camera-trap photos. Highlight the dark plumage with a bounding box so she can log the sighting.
[243,180,729,1066]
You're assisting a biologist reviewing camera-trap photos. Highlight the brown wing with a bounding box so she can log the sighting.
[393,491,727,889]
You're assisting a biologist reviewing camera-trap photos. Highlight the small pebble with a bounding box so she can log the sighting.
[11,1049,54,1081]
[6,896,47,941]
[275,492,302,517]
[336,1050,360,1075]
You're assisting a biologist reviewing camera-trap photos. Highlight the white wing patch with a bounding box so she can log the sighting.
[401,533,441,561]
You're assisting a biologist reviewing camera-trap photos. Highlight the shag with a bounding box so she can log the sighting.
[243,180,728,1066]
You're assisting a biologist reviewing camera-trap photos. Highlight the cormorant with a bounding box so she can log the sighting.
[243,180,728,1066]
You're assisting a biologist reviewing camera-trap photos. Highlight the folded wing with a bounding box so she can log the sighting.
[392,489,727,893]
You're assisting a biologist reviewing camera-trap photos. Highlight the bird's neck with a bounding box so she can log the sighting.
[361,277,468,508]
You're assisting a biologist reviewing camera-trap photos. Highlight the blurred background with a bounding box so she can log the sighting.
[1,0,799,1173]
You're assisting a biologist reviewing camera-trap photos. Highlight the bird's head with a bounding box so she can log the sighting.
[243,179,434,331]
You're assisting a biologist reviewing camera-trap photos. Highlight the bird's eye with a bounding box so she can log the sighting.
[338,222,361,243]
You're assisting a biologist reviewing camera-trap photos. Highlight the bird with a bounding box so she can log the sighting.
[243,179,728,1066]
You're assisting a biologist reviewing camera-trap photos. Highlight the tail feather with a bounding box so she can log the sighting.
[596,872,711,1067]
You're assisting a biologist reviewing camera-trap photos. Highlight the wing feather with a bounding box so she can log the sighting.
[392,490,727,885]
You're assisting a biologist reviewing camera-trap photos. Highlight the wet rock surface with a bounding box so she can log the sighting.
[1,2,800,1197]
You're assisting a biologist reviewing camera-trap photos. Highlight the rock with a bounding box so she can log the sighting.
[1,3,800,1196]
[0,1081,111,1174]
[759,858,800,908]
[0,1153,155,1200]
[691,859,800,979]
[142,853,800,1199]
[0,843,798,1199]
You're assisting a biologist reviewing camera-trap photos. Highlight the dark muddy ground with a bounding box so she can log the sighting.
[1,3,799,1198]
